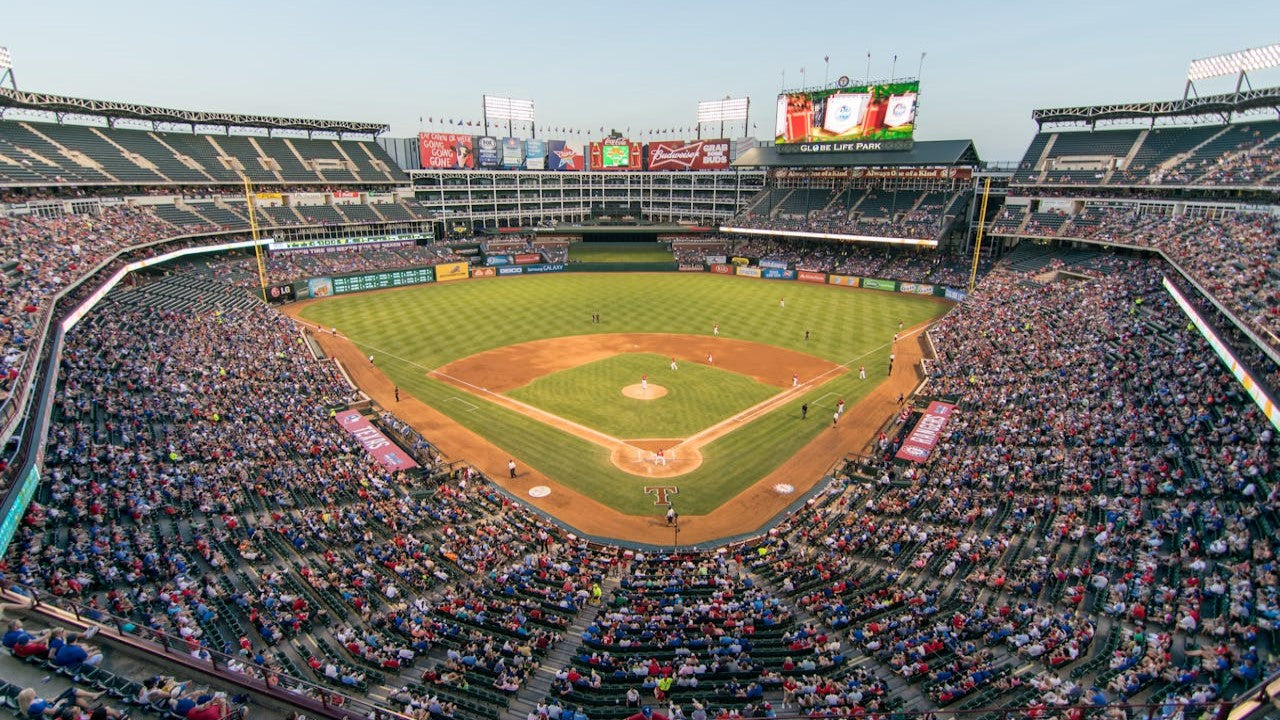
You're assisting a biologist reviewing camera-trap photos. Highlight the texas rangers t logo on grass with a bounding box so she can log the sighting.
[644,486,679,506]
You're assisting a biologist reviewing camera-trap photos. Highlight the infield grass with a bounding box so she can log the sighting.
[568,242,674,263]
[507,353,778,438]
[299,273,949,516]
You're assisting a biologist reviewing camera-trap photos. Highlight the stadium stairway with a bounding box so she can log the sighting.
[503,577,621,720]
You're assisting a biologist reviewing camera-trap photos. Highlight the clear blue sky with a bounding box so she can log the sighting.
[2,0,1278,161]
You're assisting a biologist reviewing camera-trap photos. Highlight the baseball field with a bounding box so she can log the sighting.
[292,272,950,540]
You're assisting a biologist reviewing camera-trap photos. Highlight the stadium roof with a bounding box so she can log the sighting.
[0,86,389,135]
[1032,85,1280,128]
[732,140,980,168]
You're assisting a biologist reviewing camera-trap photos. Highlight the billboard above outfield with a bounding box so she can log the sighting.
[775,80,918,153]
[589,138,643,170]
[547,140,583,171]
[647,139,732,171]
[418,132,475,168]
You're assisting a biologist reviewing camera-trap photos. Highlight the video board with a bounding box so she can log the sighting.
[774,80,918,153]
[589,139,643,170]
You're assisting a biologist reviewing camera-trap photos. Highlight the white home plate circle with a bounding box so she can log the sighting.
[773,483,795,495]
[528,486,552,498]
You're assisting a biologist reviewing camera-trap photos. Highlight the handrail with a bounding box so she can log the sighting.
[0,585,413,720]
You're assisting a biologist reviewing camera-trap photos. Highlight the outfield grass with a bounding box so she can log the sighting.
[568,242,674,263]
[299,273,949,515]
[507,353,778,438]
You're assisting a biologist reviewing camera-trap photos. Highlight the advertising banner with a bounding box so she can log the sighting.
[514,253,542,264]
[678,264,705,272]
[759,259,789,270]
[307,277,334,298]
[735,266,762,278]
[647,139,731,171]
[762,268,796,280]
[485,255,512,266]
[943,287,968,302]
[898,282,935,294]
[270,233,429,255]
[336,410,419,471]
[525,139,547,170]
[895,401,957,464]
[710,264,734,275]
[475,136,502,168]
[418,132,475,169]
[524,263,565,274]
[332,190,361,204]
[775,80,919,148]
[590,139,643,170]
[255,192,283,204]
[731,256,750,266]
[501,137,525,168]
[498,266,525,276]
[435,261,469,282]
[775,167,973,181]
[265,284,296,303]
[828,274,859,287]
[471,266,497,278]
[705,255,728,265]
[546,140,583,171]
[861,278,898,292]
[798,270,827,284]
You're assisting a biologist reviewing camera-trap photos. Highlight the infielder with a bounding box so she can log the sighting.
[792,372,798,387]
[670,357,678,371]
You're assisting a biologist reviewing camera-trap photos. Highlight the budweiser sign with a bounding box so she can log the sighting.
[648,139,731,171]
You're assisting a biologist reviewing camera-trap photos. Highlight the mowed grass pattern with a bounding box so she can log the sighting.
[300,273,950,516]
[568,242,674,263]
[507,353,778,438]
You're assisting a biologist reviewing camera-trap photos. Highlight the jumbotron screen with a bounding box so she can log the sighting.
[774,80,918,152]
[602,145,631,168]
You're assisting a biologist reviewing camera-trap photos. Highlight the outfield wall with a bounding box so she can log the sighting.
[290,259,968,300]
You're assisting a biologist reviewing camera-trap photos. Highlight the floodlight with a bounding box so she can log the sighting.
[1187,44,1280,81]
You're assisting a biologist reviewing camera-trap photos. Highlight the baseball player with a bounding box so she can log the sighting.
[706,353,714,364]
[368,354,374,366]
[859,365,866,380]
[837,398,845,415]
[655,449,666,466]
[832,411,840,427]
[641,374,648,391]
[713,322,719,337]
[779,297,785,308]
[889,353,895,373]
[670,357,678,371]
[792,372,798,387]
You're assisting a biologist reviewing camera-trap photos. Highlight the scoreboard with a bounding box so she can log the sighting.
[331,267,436,295]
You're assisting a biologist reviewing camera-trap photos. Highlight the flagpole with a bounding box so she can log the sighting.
[917,51,926,80]
[824,56,830,87]
[890,54,897,81]
[865,53,871,85]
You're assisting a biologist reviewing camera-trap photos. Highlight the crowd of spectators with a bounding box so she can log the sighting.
[730,188,961,242]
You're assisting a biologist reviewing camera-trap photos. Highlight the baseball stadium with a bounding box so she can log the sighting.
[0,8,1278,720]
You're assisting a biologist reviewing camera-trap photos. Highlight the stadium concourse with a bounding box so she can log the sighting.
[0,88,1277,720]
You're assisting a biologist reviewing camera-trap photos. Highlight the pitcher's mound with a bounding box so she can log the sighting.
[622,383,667,400]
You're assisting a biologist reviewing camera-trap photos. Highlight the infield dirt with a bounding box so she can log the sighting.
[287,304,931,545]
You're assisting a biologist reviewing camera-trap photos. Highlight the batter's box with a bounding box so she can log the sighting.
[445,396,479,413]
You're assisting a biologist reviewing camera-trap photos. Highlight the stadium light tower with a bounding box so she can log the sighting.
[696,97,749,139]
[0,46,16,90]
[1185,43,1280,98]
[483,95,536,137]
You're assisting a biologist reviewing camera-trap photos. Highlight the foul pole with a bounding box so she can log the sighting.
[968,176,991,295]
[242,175,269,301]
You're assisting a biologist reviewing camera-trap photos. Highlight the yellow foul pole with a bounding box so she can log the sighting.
[242,176,269,301]
[968,176,991,295]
